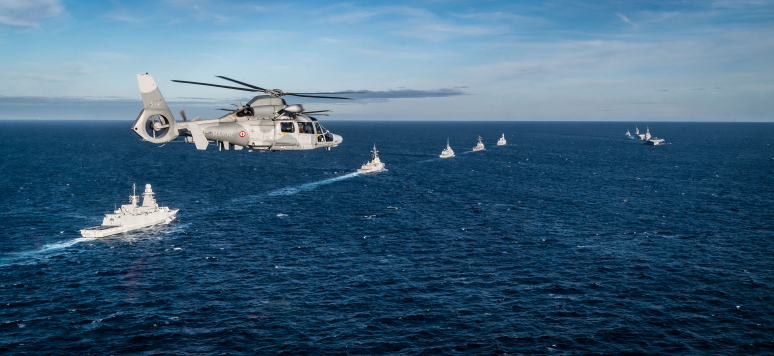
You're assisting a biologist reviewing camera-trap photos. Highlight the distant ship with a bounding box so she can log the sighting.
[358,144,386,173]
[635,126,647,140]
[81,184,178,238]
[440,138,455,158]
[472,136,485,151]
[643,127,665,145]
[644,137,665,145]
[497,134,506,145]
[626,129,635,139]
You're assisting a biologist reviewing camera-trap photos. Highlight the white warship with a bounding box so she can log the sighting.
[497,134,506,145]
[81,184,178,238]
[642,127,665,145]
[440,138,455,158]
[472,135,485,151]
[635,126,646,140]
[358,144,386,174]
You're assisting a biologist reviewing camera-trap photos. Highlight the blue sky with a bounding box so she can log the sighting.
[0,0,772,121]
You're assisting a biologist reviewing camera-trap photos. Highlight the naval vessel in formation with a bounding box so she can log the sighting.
[440,138,455,158]
[472,136,486,151]
[630,126,665,145]
[81,184,178,238]
[358,145,386,174]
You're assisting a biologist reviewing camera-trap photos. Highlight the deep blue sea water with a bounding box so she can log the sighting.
[1,121,773,355]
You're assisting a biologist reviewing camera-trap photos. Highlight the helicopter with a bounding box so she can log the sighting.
[131,74,350,152]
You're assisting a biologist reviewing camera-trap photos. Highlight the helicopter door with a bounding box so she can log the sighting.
[275,121,298,147]
[298,122,315,148]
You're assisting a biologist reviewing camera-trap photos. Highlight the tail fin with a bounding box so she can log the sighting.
[131,74,179,143]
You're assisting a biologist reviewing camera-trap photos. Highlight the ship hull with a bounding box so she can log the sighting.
[81,210,178,238]
[358,167,386,174]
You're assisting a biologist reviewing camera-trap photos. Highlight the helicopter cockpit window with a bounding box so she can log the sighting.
[315,122,324,142]
[299,122,314,134]
[281,122,295,133]
[317,122,334,142]
[236,108,254,117]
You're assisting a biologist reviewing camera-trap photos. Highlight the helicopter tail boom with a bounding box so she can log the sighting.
[132,74,179,143]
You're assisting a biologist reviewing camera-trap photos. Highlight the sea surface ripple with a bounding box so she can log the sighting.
[1,121,773,355]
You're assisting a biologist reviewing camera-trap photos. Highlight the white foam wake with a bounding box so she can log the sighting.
[32,237,95,254]
[267,172,360,196]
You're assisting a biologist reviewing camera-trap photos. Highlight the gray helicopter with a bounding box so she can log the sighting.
[131,74,348,152]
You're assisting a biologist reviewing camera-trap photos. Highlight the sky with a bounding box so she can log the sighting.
[0,0,772,121]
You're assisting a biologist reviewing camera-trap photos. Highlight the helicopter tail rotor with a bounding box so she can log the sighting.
[132,74,179,143]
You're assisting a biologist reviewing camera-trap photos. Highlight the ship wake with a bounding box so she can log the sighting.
[267,172,360,196]
[234,172,361,203]
[1,237,95,265]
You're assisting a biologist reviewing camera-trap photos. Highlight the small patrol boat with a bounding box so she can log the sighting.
[358,144,386,173]
[81,184,178,238]
[472,136,485,151]
[440,138,455,158]
[497,134,506,145]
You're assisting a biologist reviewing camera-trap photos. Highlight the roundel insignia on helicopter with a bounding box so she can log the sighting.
[239,131,246,137]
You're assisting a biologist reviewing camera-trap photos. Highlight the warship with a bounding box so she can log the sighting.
[472,136,485,151]
[497,134,506,146]
[642,127,665,145]
[358,145,386,174]
[81,184,178,238]
[440,138,455,158]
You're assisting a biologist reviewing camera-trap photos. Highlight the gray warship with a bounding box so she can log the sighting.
[81,184,178,238]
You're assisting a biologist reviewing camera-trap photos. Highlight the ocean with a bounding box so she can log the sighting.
[1,121,773,354]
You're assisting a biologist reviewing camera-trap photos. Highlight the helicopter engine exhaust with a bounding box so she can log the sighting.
[132,74,179,144]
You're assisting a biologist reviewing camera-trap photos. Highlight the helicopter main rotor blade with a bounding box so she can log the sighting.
[216,108,233,111]
[291,92,366,95]
[303,110,331,114]
[215,76,267,91]
[171,80,259,92]
[288,94,352,100]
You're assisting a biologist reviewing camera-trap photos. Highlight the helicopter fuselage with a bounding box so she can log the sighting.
[176,113,341,152]
[131,74,342,152]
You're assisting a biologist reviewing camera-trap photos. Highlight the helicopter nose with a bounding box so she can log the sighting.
[332,134,343,146]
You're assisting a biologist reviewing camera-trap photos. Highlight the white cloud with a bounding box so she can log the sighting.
[318,5,507,41]
[0,0,62,29]
[616,13,635,26]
